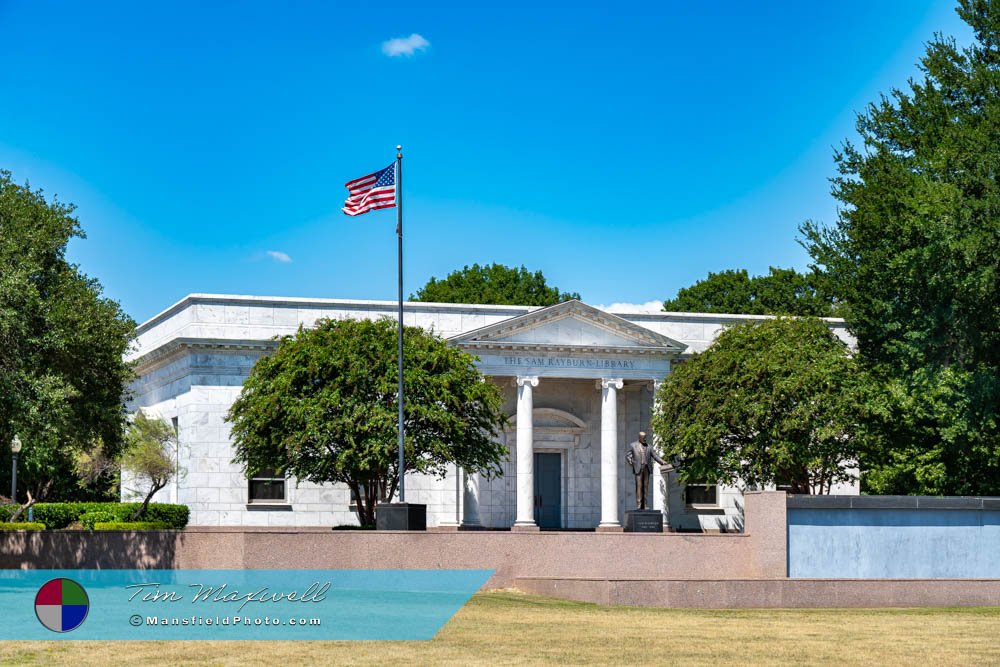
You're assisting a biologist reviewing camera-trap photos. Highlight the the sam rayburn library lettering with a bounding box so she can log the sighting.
[129,295,857,531]
[501,356,642,371]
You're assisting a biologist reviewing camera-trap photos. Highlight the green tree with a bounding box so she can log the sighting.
[801,1,1000,494]
[121,413,178,520]
[78,413,178,519]
[411,263,580,306]
[0,170,136,501]
[662,267,838,317]
[652,318,864,494]
[227,318,509,526]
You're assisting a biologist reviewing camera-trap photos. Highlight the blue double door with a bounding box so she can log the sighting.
[533,452,562,529]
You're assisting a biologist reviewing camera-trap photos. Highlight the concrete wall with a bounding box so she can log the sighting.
[787,496,1000,578]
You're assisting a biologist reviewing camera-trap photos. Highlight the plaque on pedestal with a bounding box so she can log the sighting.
[624,510,664,533]
[375,503,427,531]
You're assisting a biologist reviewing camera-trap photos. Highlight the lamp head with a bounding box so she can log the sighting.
[10,435,22,454]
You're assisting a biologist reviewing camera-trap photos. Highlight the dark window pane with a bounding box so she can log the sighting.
[249,476,285,502]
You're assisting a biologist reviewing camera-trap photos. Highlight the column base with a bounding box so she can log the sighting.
[596,524,624,533]
[459,523,487,531]
[511,522,540,532]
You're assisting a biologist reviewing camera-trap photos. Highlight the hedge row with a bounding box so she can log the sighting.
[0,503,188,529]
[0,522,46,531]
[93,521,172,530]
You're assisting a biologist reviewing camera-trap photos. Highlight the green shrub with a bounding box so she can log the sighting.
[0,522,46,531]
[0,502,189,529]
[93,521,172,530]
[79,510,118,529]
[33,503,81,529]
[126,503,189,528]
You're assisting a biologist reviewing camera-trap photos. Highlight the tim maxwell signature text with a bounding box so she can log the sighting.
[125,582,330,613]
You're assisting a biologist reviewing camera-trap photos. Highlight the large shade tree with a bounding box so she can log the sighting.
[663,267,838,317]
[652,317,865,494]
[801,0,1000,494]
[411,263,580,306]
[0,170,135,501]
[227,318,509,526]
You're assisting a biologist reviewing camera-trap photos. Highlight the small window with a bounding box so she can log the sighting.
[684,483,717,507]
[248,468,286,503]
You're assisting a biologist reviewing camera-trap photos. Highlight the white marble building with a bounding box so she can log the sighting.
[127,294,857,531]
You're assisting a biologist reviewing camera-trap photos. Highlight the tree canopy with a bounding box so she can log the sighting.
[226,318,509,525]
[0,170,135,501]
[411,263,580,306]
[662,267,838,317]
[801,0,1000,494]
[652,318,864,494]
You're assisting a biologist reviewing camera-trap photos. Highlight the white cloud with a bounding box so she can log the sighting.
[381,33,430,57]
[266,250,292,263]
[594,300,664,314]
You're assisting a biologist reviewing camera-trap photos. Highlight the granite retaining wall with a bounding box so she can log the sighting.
[0,492,786,589]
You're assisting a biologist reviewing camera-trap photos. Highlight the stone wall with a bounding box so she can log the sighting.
[0,493,788,589]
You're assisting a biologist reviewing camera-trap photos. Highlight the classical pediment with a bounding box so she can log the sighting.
[449,300,686,355]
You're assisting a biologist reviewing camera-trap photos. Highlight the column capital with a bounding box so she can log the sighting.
[596,378,624,390]
[514,376,539,388]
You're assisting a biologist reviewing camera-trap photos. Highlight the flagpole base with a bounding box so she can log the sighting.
[376,503,427,531]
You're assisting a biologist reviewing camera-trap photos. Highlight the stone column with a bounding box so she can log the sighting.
[598,378,624,531]
[439,463,462,528]
[461,468,481,529]
[651,380,669,528]
[513,376,539,530]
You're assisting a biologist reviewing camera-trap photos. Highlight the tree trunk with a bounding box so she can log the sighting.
[8,491,35,523]
[348,481,375,527]
[131,479,167,520]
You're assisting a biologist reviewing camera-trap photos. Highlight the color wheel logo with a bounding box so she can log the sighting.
[35,578,89,633]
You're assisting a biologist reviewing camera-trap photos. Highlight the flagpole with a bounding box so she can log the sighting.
[395,144,405,504]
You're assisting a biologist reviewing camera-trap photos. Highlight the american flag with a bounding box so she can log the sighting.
[342,163,396,216]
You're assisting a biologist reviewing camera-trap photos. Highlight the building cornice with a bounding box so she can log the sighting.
[137,293,538,336]
[133,338,278,375]
[458,342,681,356]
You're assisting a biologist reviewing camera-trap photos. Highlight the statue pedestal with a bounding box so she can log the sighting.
[376,503,427,531]
[624,510,664,533]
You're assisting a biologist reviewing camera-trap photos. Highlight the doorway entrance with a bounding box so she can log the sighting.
[533,452,562,529]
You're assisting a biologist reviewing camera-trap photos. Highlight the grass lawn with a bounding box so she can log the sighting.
[2,591,1000,666]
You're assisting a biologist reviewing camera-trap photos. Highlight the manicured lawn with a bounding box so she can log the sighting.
[3,591,1000,665]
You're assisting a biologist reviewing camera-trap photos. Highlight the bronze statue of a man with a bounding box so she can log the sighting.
[625,431,666,510]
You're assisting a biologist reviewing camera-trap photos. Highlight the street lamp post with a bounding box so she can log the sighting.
[10,435,22,503]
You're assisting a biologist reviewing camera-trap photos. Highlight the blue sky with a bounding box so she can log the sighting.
[0,1,973,322]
